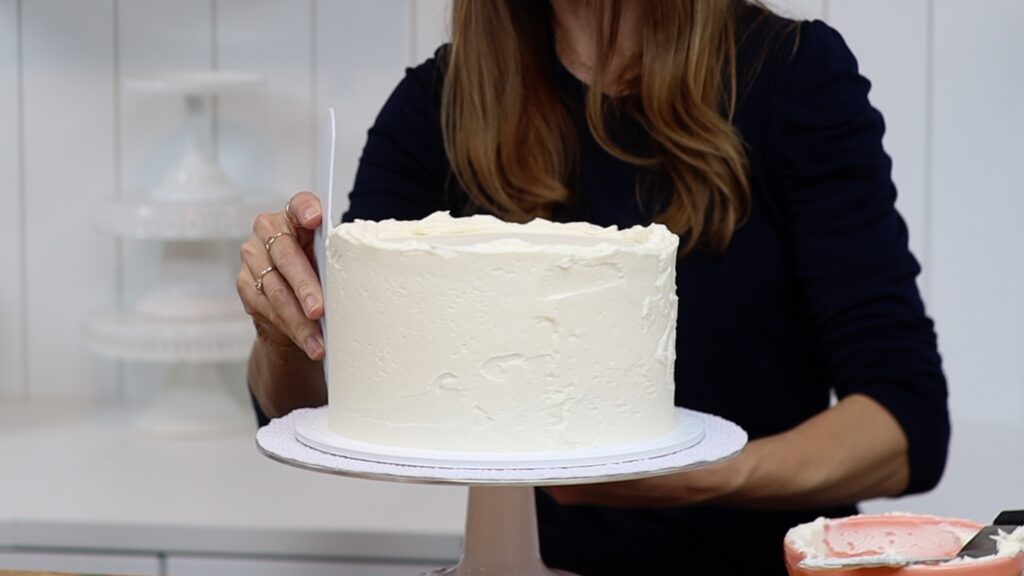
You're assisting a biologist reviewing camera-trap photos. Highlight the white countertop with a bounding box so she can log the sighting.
[0,403,466,562]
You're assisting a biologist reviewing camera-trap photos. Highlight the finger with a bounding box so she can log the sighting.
[546,478,682,508]
[237,267,316,356]
[254,220,323,320]
[285,191,323,230]
[545,487,581,506]
[545,486,609,507]
[236,266,275,325]
[253,209,311,244]
[240,234,273,279]
[238,241,284,326]
[240,237,323,360]
[259,270,324,360]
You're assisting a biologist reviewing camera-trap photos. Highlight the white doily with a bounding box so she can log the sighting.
[257,407,748,486]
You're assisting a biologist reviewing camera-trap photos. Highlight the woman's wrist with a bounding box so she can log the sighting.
[711,435,803,507]
[702,438,767,506]
[253,320,302,364]
[709,395,910,509]
[248,322,326,419]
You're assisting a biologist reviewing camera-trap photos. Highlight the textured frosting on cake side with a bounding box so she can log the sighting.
[324,211,680,453]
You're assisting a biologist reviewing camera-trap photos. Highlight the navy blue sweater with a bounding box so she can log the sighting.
[262,15,949,576]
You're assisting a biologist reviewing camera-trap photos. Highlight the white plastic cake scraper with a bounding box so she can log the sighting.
[313,108,336,385]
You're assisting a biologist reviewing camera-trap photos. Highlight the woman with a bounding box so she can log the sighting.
[238,1,950,573]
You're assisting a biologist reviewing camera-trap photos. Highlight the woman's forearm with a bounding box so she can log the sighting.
[728,393,909,508]
[546,393,911,509]
[248,337,326,419]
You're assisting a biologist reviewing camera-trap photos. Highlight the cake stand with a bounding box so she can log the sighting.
[87,70,281,437]
[257,406,748,575]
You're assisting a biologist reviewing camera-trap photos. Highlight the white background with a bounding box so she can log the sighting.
[0,0,1021,551]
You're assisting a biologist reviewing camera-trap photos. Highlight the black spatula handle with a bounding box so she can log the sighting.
[993,510,1024,526]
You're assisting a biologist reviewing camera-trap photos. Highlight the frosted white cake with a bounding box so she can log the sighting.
[323,211,680,453]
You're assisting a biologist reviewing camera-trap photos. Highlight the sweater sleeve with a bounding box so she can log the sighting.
[341,49,451,223]
[775,21,950,495]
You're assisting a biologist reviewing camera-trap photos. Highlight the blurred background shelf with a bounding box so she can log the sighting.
[87,309,253,362]
[0,403,465,575]
[83,66,274,440]
[94,196,281,240]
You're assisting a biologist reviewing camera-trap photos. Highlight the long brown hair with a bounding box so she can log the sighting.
[443,0,761,253]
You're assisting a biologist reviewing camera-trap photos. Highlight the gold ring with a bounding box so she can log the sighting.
[264,231,290,254]
[284,200,300,227]
[254,265,276,294]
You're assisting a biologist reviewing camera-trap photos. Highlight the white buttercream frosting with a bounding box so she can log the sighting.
[996,526,1024,558]
[324,211,680,452]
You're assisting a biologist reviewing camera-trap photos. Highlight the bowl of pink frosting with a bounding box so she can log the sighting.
[784,513,1024,575]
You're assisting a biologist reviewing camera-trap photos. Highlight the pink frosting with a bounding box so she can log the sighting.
[823,516,966,559]
[784,514,1024,576]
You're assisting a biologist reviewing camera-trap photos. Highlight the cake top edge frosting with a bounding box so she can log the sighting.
[330,211,679,255]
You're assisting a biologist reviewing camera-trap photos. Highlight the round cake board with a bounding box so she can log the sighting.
[258,406,746,486]
[257,406,747,576]
[293,406,706,471]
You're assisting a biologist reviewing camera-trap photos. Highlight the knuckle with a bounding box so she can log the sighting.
[269,239,294,263]
[294,278,318,300]
[264,304,283,325]
[274,243,309,272]
[291,281,309,300]
[295,319,321,343]
[266,283,291,307]
[236,274,252,298]
[277,318,301,345]
[294,324,315,345]
[266,310,284,332]
[253,212,273,232]
[288,314,309,335]
[240,240,259,261]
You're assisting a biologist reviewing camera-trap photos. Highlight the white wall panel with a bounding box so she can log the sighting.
[21,0,117,399]
[828,0,931,295]
[315,0,411,224]
[413,0,447,64]
[0,551,159,575]
[864,0,1024,520]
[217,0,314,195]
[0,0,24,398]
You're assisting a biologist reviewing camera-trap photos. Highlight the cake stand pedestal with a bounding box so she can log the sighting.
[257,406,748,575]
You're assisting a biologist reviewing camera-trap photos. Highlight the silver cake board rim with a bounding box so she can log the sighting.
[256,406,748,487]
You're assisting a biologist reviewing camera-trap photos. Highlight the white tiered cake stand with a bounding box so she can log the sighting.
[257,407,747,575]
[87,70,280,437]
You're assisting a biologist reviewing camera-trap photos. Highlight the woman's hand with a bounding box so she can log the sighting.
[238,191,325,361]
[547,447,755,508]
